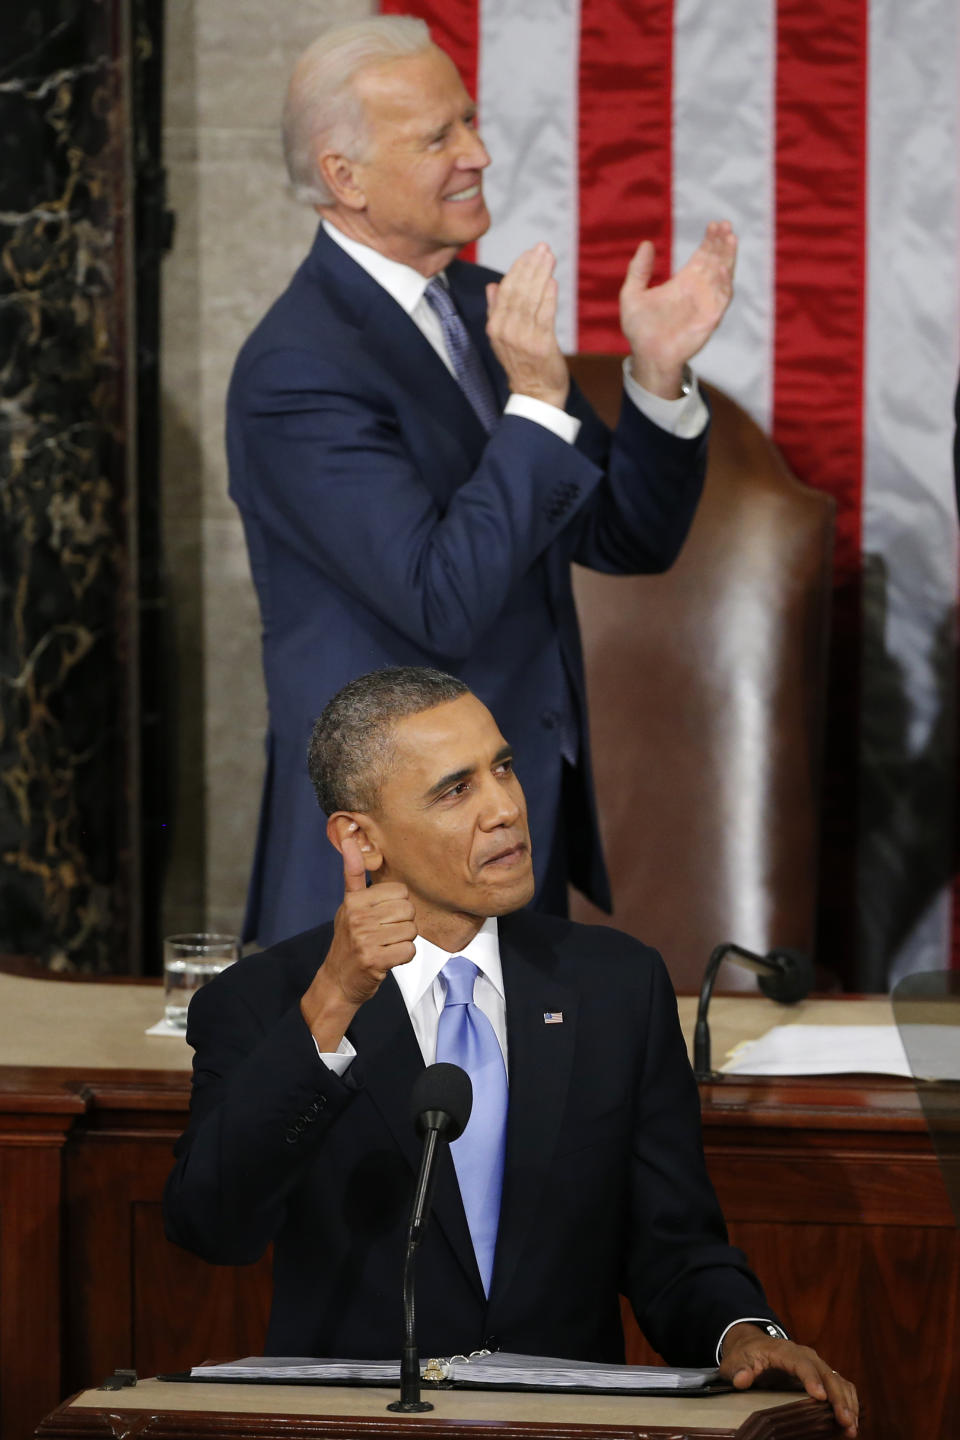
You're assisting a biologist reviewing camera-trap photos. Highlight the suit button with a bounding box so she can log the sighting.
[541,711,558,730]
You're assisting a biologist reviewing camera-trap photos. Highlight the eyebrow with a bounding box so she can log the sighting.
[423,746,513,803]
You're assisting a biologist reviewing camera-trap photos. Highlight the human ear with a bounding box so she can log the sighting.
[326,812,384,871]
[318,151,367,210]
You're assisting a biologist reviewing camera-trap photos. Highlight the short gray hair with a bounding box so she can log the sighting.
[283,15,433,206]
[308,667,470,816]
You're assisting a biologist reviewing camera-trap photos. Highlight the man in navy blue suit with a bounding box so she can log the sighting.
[164,667,858,1437]
[228,13,738,947]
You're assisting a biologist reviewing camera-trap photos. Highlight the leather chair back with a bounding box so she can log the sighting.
[567,357,835,991]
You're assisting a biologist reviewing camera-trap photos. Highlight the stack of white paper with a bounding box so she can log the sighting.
[190,1351,721,1393]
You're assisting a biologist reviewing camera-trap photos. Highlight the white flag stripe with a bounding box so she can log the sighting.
[476,0,581,351]
[671,0,776,431]
[861,0,960,983]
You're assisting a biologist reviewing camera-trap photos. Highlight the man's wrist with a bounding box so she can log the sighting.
[505,392,581,445]
[621,360,707,438]
[716,1318,788,1364]
[627,356,688,399]
[300,969,360,1052]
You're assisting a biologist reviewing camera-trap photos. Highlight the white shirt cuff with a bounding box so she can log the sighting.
[716,1318,788,1365]
[505,392,581,444]
[622,358,708,438]
[313,1035,357,1076]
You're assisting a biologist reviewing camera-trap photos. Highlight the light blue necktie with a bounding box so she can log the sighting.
[423,277,500,434]
[435,956,508,1294]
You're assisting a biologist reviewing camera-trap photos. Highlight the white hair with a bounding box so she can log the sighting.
[283,15,433,207]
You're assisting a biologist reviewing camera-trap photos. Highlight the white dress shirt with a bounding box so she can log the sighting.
[322,220,707,440]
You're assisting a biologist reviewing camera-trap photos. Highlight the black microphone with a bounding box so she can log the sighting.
[692,943,815,1080]
[387,1063,472,1413]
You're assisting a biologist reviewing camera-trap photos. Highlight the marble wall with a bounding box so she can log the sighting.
[0,2,137,970]
[160,0,371,945]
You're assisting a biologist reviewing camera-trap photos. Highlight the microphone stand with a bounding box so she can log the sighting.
[693,942,813,1080]
[388,1128,441,1412]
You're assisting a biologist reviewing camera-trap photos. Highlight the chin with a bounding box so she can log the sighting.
[483,873,536,917]
[452,208,490,247]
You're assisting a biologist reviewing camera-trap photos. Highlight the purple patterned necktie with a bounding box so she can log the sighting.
[424,277,500,433]
[435,956,508,1294]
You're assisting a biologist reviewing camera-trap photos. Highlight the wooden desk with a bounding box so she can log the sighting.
[36,1378,843,1440]
[0,976,956,1440]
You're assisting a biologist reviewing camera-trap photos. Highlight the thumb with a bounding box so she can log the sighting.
[624,238,656,292]
[341,832,368,893]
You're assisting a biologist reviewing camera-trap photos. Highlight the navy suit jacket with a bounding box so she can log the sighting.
[227,225,706,946]
[163,910,778,1366]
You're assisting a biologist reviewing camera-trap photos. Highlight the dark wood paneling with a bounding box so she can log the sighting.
[0,1144,65,1440]
[64,1130,271,1394]
[132,1201,271,1377]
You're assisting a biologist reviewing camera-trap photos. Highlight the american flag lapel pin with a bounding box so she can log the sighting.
[543,1011,563,1025]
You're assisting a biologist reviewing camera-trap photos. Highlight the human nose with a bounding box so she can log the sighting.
[478,775,521,830]
[456,123,490,170]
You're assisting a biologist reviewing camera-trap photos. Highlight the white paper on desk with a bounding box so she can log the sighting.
[721,1025,913,1077]
[191,1352,720,1392]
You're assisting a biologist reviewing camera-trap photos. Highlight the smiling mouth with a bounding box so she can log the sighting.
[445,184,482,202]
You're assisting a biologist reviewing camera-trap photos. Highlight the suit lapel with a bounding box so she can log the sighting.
[364,289,491,453]
[490,915,579,1308]
[347,972,484,1299]
[304,226,492,458]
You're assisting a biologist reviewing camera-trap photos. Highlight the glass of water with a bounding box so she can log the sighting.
[163,933,240,1028]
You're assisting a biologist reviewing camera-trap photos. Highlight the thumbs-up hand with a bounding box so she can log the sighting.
[300,830,417,1049]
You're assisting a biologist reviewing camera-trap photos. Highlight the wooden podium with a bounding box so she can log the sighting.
[1,971,956,1440]
[36,1379,844,1440]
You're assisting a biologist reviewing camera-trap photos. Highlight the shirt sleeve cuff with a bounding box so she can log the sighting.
[716,1318,788,1365]
[621,358,709,438]
[313,1034,357,1076]
[505,392,581,444]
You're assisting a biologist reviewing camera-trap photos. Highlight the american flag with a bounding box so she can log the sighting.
[382,0,960,988]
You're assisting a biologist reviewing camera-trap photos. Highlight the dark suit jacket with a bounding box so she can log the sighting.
[163,910,778,1366]
[226,225,706,946]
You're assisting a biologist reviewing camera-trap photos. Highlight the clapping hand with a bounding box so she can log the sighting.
[620,219,737,398]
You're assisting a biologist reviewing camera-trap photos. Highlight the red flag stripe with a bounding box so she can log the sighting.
[772,0,868,982]
[577,0,675,353]
[380,0,478,96]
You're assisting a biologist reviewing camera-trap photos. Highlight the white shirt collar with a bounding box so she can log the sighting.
[392,916,504,1013]
[322,219,439,316]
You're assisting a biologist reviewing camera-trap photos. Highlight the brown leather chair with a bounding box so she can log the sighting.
[567,358,835,992]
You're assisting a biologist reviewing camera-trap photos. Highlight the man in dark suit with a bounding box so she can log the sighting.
[164,667,858,1437]
[228,13,738,947]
